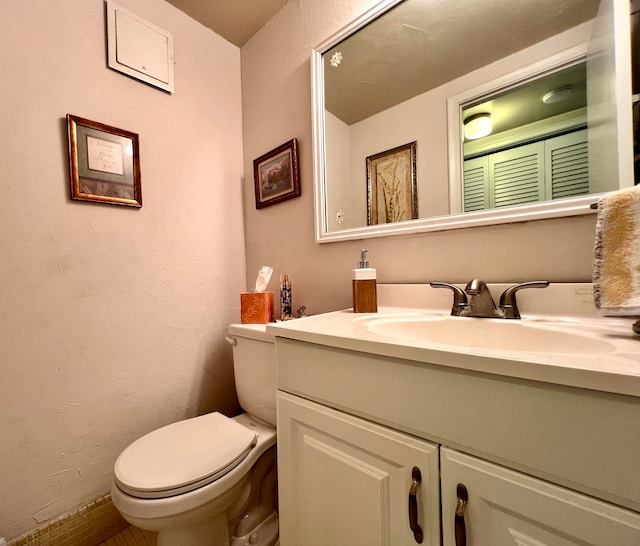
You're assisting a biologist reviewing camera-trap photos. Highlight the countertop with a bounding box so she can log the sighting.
[266,284,640,398]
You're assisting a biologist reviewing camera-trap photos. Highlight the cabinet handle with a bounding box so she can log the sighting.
[455,483,468,546]
[408,466,424,543]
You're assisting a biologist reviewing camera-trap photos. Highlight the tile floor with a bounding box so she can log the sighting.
[97,527,156,546]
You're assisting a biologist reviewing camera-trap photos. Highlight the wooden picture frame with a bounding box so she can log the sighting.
[366,141,417,225]
[67,114,142,208]
[253,138,300,209]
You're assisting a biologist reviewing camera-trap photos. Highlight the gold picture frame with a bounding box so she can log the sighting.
[67,114,142,208]
[253,139,300,209]
[366,141,417,225]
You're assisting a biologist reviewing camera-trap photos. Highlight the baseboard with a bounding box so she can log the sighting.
[9,494,128,546]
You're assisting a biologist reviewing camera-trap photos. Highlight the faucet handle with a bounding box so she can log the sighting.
[430,282,468,316]
[499,281,549,319]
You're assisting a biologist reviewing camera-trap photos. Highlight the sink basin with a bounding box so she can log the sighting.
[358,315,616,354]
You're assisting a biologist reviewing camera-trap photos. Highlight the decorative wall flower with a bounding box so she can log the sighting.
[330,51,343,68]
[335,209,346,223]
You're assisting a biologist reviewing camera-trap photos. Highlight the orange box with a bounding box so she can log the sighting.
[240,291,275,324]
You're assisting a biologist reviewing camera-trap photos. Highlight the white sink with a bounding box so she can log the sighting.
[358,314,616,354]
[268,283,640,396]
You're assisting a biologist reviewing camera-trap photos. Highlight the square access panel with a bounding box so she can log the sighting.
[106,0,175,93]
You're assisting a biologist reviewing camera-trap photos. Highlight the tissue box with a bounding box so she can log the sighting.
[240,292,275,324]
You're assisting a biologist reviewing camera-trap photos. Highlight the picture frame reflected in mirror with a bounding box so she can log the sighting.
[366,141,417,225]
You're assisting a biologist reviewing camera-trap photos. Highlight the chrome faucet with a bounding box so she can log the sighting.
[430,280,549,319]
[464,279,501,318]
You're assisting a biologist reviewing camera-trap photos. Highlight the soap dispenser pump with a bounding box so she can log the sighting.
[352,249,377,313]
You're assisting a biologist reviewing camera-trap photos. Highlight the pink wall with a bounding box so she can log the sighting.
[0,0,245,539]
[0,0,605,540]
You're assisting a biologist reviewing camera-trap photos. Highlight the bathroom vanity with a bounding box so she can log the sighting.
[268,284,640,545]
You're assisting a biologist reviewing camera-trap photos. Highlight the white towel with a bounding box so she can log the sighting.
[593,185,640,316]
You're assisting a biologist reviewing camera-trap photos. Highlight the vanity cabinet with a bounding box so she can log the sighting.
[274,335,640,545]
[441,448,640,545]
[278,390,640,545]
[277,392,441,546]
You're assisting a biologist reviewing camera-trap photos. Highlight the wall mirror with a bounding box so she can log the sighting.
[311,0,633,242]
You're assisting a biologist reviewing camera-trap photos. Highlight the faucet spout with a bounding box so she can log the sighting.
[463,279,502,318]
[465,278,486,295]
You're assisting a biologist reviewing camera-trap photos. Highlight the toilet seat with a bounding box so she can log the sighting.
[114,412,257,499]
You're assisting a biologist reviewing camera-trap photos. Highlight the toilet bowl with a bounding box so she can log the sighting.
[111,324,277,546]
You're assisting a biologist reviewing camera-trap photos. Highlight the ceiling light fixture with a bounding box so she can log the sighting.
[542,86,573,104]
[464,113,492,140]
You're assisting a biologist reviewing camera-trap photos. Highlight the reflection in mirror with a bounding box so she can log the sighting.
[312,0,633,242]
[460,61,589,213]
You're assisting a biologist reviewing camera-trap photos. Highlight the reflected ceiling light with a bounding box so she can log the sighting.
[464,113,492,140]
[542,86,572,104]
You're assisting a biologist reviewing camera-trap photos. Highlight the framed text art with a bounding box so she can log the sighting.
[67,114,142,207]
[366,141,417,225]
[253,138,300,209]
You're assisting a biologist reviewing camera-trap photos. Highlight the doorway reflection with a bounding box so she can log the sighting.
[461,61,589,211]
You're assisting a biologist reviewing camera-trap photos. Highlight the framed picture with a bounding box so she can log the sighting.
[253,138,300,209]
[66,114,142,208]
[366,141,417,225]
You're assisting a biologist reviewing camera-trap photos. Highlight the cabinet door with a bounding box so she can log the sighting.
[277,391,440,546]
[441,447,640,545]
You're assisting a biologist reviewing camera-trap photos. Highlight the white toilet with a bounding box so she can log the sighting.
[111,324,278,546]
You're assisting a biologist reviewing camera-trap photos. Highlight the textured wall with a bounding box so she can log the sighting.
[0,0,244,539]
[240,0,598,317]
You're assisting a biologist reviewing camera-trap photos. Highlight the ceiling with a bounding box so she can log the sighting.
[163,0,289,46]
[324,0,599,125]
[164,0,595,138]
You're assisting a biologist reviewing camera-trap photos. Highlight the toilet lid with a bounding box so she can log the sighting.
[114,412,257,499]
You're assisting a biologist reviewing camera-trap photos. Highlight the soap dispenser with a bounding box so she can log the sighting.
[352,249,377,313]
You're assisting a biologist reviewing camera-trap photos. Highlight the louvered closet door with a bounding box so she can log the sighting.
[462,142,545,211]
[463,156,489,212]
[462,130,588,211]
[545,129,589,199]
[488,142,544,208]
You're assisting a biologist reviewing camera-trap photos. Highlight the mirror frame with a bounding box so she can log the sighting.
[312,0,631,243]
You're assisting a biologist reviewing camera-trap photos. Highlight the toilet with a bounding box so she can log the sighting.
[111,323,278,546]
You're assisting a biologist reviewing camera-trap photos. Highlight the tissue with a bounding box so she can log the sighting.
[241,266,275,323]
[254,266,273,292]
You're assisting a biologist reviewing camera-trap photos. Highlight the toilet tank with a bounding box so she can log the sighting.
[228,324,276,426]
